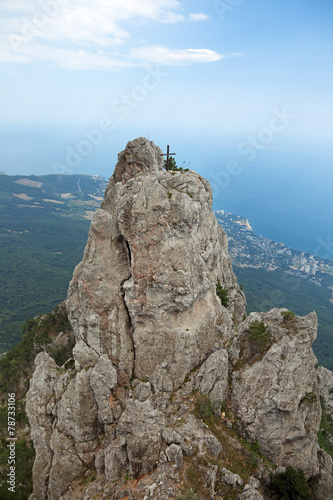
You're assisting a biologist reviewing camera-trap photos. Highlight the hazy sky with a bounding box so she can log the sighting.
[0,0,332,177]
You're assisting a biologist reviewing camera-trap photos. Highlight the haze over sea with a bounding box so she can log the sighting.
[0,125,332,261]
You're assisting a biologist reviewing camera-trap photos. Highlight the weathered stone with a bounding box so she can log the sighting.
[72,340,99,370]
[162,427,192,456]
[66,138,245,393]
[105,435,128,481]
[45,369,99,498]
[176,414,223,458]
[89,354,118,424]
[151,365,174,393]
[206,465,218,497]
[56,369,98,445]
[94,448,105,475]
[26,353,60,500]
[220,467,243,487]
[237,485,264,500]
[26,138,331,499]
[193,349,229,404]
[313,450,333,500]
[47,430,85,500]
[165,444,183,469]
[249,477,260,489]
[231,309,321,477]
[318,366,333,418]
[117,399,165,477]
[67,207,134,383]
[133,381,152,402]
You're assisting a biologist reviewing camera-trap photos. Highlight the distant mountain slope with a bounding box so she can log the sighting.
[0,173,107,352]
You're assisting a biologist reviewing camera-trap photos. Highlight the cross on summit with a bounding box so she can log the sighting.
[161,145,176,171]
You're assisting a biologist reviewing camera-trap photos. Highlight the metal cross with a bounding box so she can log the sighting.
[161,145,176,171]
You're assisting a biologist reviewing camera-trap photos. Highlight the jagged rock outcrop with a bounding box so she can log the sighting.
[26,138,333,500]
[318,365,333,417]
[229,309,321,477]
[66,137,245,390]
[26,353,62,500]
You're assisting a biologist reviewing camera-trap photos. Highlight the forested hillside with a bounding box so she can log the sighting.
[0,173,106,352]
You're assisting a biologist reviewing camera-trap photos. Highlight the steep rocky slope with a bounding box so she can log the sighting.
[26,138,333,499]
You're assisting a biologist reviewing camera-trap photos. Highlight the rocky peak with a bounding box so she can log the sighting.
[66,137,246,391]
[111,137,164,184]
[26,139,332,500]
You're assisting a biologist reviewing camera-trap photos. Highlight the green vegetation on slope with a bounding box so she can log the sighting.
[0,305,74,499]
[270,466,312,500]
[0,173,106,352]
[216,281,230,308]
[318,396,333,458]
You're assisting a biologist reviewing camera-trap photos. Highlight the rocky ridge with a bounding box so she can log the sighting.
[26,138,333,499]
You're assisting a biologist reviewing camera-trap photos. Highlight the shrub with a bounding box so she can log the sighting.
[302,392,317,405]
[216,281,229,308]
[247,320,271,351]
[50,336,75,367]
[281,310,296,322]
[164,157,189,171]
[270,466,312,499]
[194,396,223,421]
[64,358,75,370]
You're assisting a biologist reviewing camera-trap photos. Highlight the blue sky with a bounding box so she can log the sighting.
[0,0,332,178]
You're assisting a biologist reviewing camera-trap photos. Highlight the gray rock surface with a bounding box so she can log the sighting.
[26,353,60,500]
[175,414,223,458]
[193,348,229,405]
[104,435,127,481]
[318,365,333,417]
[237,485,264,500]
[231,309,321,477]
[165,443,183,469]
[66,137,246,390]
[117,399,165,477]
[313,449,333,499]
[220,467,243,487]
[89,354,117,424]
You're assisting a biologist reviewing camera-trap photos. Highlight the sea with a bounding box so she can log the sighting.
[197,149,333,260]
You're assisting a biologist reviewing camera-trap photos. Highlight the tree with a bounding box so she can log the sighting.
[216,281,229,307]
[270,466,312,500]
[163,157,189,171]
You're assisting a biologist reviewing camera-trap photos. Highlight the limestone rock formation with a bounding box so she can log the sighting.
[26,138,333,500]
[318,365,333,417]
[230,309,321,477]
[67,136,245,390]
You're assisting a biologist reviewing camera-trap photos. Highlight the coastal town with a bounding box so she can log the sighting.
[214,210,333,294]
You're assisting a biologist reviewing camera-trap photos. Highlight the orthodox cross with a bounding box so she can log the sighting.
[161,145,176,171]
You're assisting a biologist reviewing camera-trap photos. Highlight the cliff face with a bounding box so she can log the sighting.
[66,137,245,390]
[229,310,321,477]
[26,138,332,500]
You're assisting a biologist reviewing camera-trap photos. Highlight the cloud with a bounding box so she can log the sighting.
[189,13,210,21]
[130,46,224,65]
[0,0,221,70]
[0,0,184,46]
